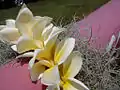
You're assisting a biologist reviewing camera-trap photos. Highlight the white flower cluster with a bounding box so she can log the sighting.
[0,4,89,90]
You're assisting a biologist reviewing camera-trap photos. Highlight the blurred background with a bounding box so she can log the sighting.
[0,0,109,25]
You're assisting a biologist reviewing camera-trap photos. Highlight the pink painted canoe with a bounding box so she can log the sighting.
[0,61,46,90]
[1,0,120,90]
[74,0,120,49]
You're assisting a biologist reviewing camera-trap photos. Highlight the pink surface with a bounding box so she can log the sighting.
[75,0,120,48]
[0,60,46,90]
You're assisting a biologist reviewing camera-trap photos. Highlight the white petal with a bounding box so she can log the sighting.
[32,17,52,40]
[28,49,41,69]
[16,52,34,58]
[42,23,53,38]
[30,61,46,81]
[54,38,75,65]
[6,19,15,28]
[16,5,33,23]
[16,5,33,36]
[44,26,65,46]
[67,78,89,90]
[41,16,52,26]
[11,45,17,52]
[0,27,20,43]
[32,25,57,60]
[63,51,83,78]
[42,24,53,43]
[17,36,37,53]
[41,65,60,86]
[32,19,44,40]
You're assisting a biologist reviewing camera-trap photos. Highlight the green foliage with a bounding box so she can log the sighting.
[0,0,109,25]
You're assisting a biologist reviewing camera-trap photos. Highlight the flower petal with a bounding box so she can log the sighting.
[66,78,89,90]
[16,4,33,35]
[41,65,60,86]
[44,26,65,46]
[42,24,53,43]
[28,49,41,69]
[30,61,46,81]
[17,36,37,53]
[0,27,20,43]
[16,52,34,58]
[11,45,17,52]
[54,38,75,65]
[35,36,56,61]
[42,23,53,39]
[63,51,83,78]
[16,4,33,23]
[36,35,57,60]
[6,19,15,28]
[32,17,52,40]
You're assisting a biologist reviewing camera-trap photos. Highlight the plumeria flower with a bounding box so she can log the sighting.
[29,38,75,86]
[0,19,20,44]
[47,51,89,90]
[14,4,64,54]
[0,4,64,57]
[14,4,52,53]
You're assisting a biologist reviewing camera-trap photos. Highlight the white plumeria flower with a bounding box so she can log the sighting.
[29,38,75,85]
[14,4,59,54]
[0,4,64,56]
[46,51,89,90]
[0,19,20,43]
